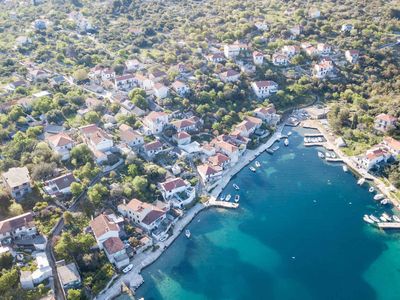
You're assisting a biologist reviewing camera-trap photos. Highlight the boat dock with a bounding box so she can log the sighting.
[377,222,400,229]
[304,133,324,137]
[304,142,324,147]
[325,158,344,163]
[208,197,239,209]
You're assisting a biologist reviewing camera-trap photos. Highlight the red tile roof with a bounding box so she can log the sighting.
[103,237,124,255]
[160,178,187,192]
[89,214,119,239]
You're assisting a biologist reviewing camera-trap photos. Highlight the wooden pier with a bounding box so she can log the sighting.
[377,222,400,229]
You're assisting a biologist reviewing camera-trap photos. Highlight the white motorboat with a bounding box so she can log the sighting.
[357,178,365,185]
[325,152,331,158]
[370,215,380,223]
[380,199,389,205]
[318,151,325,159]
[272,145,280,152]
[369,187,375,193]
[382,213,392,221]
[343,165,348,172]
[255,161,261,168]
[374,194,384,201]
[287,131,292,136]
[234,195,240,203]
[249,166,256,172]
[363,215,374,224]
[185,229,191,238]
[331,152,336,158]
[393,215,400,222]
[380,216,387,222]
[220,194,225,201]
[284,138,289,146]
[225,194,232,201]
[233,184,240,190]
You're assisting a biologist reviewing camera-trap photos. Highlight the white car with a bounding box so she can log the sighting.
[122,264,133,274]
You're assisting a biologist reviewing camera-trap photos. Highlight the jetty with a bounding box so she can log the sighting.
[325,157,344,163]
[304,133,324,137]
[208,198,239,209]
[377,222,400,229]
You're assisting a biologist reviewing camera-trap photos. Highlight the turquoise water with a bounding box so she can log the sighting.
[136,129,400,300]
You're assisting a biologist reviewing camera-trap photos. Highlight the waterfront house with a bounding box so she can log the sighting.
[345,50,360,64]
[254,105,281,125]
[56,261,81,293]
[143,111,169,135]
[361,147,391,171]
[103,237,130,269]
[219,70,241,83]
[173,131,191,145]
[208,153,230,169]
[201,143,217,157]
[119,124,144,147]
[89,213,120,250]
[143,140,163,157]
[224,41,248,59]
[233,118,261,138]
[43,173,77,196]
[374,114,397,133]
[251,81,278,98]
[159,177,190,200]
[0,212,37,241]
[272,53,289,66]
[253,51,264,65]
[118,198,167,232]
[2,167,32,199]
[172,81,189,96]
[46,132,74,160]
[197,164,223,184]
[211,139,239,163]
[382,137,400,159]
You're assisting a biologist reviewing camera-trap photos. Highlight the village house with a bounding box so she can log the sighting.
[253,51,264,65]
[153,83,169,99]
[27,69,49,82]
[85,97,102,110]
[382,137,400,159]
[118,198,167,232]
[304,45,319,57]
[374,114,397,133]
[119,124,144,147]
[143,111,169,135]
[101,68,116,81]
[43,173,77,196]
[56,261,81,293]
[103,237,130,269]
[219,69,241,83]
[290,25,302,36]
[149,70,167,83]
[254,105,281,125]
[345,50,360,64]
[170,118,197,133]
[197,164,223,184]
[15,36,32,47]
[206,53,225,63]
[20,252,52,290]
[317,43,332,55]
[159,177,190,200]
[313,59,334,79]
[173,131,191,145]
[309,8,321,19]
[341,24,353,32]
[208,153,230,169]
[125,59,142,72]
[46,132,74,160]
[89,213,120,250]
[233,119,259,138]
[360,147,391,171]
[2,167,32,199]
[212,139,240,163]
[114,74,136,90]
[172,81,189,96]
[272,53,289,66]
[79,124,114,152]
[251,80,278,98]
[201,143,217,157]
[224,41,248,59]
[143,140,163,157]
[0,212,37,241]
[254,22,269,31]
[282,45,301,57]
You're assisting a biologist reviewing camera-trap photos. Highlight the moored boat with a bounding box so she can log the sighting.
[380,199,389,205]
[374,194,384,201]
[357,178,365,185]
[287,131,292,136]
[393,215,400,222]
[325,152,331,158]
[266,149,274,154]
[249,166,256,172]
[380,216,387,222]
[225,194,232,201]
[284,139,289,146]
[369,187,375,193]
[343,165,348,172]
[318,151,325,159]
[363,215,374,224]
[272,145,280,152]
[255,161,261,168]
[234,195,240,203]
[220,194,225,201]
[185,229,191,238]
[382,213,392,221]
[233,184,240,190]
[370,215,380,223]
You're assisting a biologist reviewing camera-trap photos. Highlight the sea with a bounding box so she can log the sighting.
[136,127,400,300]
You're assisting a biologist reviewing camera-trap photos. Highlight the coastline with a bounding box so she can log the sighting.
[301,119,400,208]
[96,124,285,300]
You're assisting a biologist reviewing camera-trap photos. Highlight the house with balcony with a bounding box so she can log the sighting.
[43,173,77,196]
[46,132,74,160]
[0,212,37,241]
[251,81,278,98]
[143,111,169,135]
[2,167,32,200]
[197,164,223,184]
[374,114,397,133]
[119,124,144,147]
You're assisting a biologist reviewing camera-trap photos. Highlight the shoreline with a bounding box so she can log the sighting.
[97,124,286,300]
[301,119,400,208]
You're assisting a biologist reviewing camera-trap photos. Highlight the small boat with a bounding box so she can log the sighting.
[369,187,375,193]
[363,215,374,224]
[272,145,280,152]
[249,166,256,172]
[325,152,331,158]
[357,178,365,185]
[287,131,292,136]
[393,215,400,222]
[233,184,240,190]
[185,229,191,238]
[370,215,380,223]
[220,194,225,201]
[380,216,387,222]
[284,139,289,146]
[380,199,389,205]
[255,161,261,168]
[225,194,232,201]
[318,151,325,159]
[330,152,336,158]
[234,195,240,203]
[382,213,392,221]
[266,149,274,154]
[374,194,384,201]
[342,165,348,172]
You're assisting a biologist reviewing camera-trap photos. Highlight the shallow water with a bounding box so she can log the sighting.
[136,128,400,300]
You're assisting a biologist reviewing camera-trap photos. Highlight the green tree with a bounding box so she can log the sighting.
[70,144,93,167]
[87,183,109,205]
[67,289,82,300]
[0,253,13,270]
[8,201,23,216]
[70,182,84,197]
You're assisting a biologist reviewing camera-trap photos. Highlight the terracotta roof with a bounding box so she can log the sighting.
[172,81,186,90]
[160,178,187,192]
[383,137,400,151]
[171,119,196,129]
[208,153,230,166]
[89,214,119,239]
[197,164,222,176]
[253,51,263,57]
[115,74,135,81]
[119,124,142,143]
[0,212,35,234]
[221,69,240,77]
[253,81,278,88]
[145,111,168,122]
[245,116,263,125]
[366,148,388,160]
[376,114,397,122]
[213,139,238,153]
[236,120,257,132]
[2,167,30,188]
[103,237,124,255]
[255,106,276,115]
[47,133,73,147]
[144,140,163,151]
[175,131,191,139]
[150,70,166,78]
[142,210,165,225]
